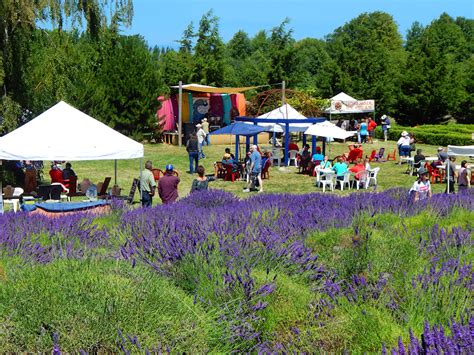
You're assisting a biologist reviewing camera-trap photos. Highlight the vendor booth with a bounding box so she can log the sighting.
[0,101,144,213]
[158,83,257,146]
[325,92,375,120]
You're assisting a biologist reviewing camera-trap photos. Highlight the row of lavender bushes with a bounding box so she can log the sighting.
[0,189,472,352]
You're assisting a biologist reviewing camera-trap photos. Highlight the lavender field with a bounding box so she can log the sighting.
[0,189,473,353]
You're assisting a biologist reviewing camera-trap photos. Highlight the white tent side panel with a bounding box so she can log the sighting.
[0,101,144,161]
[447,145,474,156]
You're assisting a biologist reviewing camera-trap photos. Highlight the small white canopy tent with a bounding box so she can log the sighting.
[0,101,144,212]
[446,145,474,192]
[256,103,312,132]
[325,92,375,119]
[0,101,143,160]
[304,121,357,140]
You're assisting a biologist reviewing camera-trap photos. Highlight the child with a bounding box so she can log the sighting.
[409,167,432,202]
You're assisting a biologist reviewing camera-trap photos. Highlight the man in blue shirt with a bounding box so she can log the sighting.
[243,145,263,193]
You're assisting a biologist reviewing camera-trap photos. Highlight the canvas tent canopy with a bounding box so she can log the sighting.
[170,83,258,94]
[305,120,357,140]
[447,145,474,157]
[0,101,144,161]
[325,92,375,115]
[255,103,312,133]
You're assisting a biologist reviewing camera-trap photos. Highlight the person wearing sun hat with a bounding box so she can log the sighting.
[196,123,206,159]
[158,164,180,204]
[409,166,432,202]
[201,117,210,146]
[396,130,411,165]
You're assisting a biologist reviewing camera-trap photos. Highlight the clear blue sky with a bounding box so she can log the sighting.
[124,0,473,48]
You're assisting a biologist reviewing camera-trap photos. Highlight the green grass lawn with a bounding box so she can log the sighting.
[66,138,469,203]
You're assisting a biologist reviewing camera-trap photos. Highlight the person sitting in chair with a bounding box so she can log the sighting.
[49,163,63,184]
[413,149,426,172]
[349,158,366,181]
[62,162,77,180]
[332,157,348,181]
[299,144,311,174]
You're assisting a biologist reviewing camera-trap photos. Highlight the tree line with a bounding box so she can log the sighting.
[0,3,472,138]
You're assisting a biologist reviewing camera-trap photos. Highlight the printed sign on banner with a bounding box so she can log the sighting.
[331,100,375,113]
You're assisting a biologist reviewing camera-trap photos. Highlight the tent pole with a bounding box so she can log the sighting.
[284,123,289,166]
[139,158,143,206]
[114,160,117,186]
[235,135,240,161]
[0,161,3,214]
[447,158,450,194]
[178,81,183,147]
[322,138,326,156]
[282,80,286,106]
[312,135,316,155]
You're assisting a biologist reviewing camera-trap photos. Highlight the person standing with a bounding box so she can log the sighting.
[457,160,470,193]
[445,156,456,194]
[202,118,210,146]
[409,167,432,202]
[158,164,180,204]
[381,115,391,142]
[140,160,156,207]
[186,133,199,174]
[367,117,377,144]
[62,162,77,180]
[359,119,368,144]
[243,145,263,193]
[196,123,206,159]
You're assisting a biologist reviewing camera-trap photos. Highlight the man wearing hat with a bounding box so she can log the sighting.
[196,123,206,159]
[409,166,432,202]
[396,131,411,165]
[158,164,180,204]
[202,118,210,146]
[381,115,390,142]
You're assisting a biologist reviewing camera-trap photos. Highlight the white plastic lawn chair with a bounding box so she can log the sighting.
[288,150,298,166]
[338,172,351,191]
[353,171,369,190]
[3,187,24,212]
[272,148,282,167]
[368,167,380,187]
[319,171,336,192]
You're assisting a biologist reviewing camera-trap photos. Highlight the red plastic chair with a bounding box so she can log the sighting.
[367,150,376,162]
[427,164,444,184]
[347,149,363,163]
[386,149,397,161]
[262,159,271,180]
[224,164,239,182]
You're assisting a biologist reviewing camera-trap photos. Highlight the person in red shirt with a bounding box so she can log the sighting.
[367,117,377,144]
[288,141,299,152]
[49,164,63,183]
[158,164,180,204]
[349,158,366,181]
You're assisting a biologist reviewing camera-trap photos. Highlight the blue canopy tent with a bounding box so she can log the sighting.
[210,122,266,160]
[235,116,326,165]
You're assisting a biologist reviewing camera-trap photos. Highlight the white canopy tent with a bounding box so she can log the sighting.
[0,101,143,161]
[304,121,357,140]
[446,145,474,192]
[0,101,144,212]
[325,92,375,119]
[256,103,312,133]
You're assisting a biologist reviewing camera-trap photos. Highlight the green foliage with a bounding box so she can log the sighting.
[0,96,21,134]
[377,123,473,146]
[326,12,405,115]
[193,10,225,86]
[398,14,472,124]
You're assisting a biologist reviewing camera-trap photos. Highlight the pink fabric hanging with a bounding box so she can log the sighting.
[230,94,238,111]
[210,94,224,118]
[157,96,176,131]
